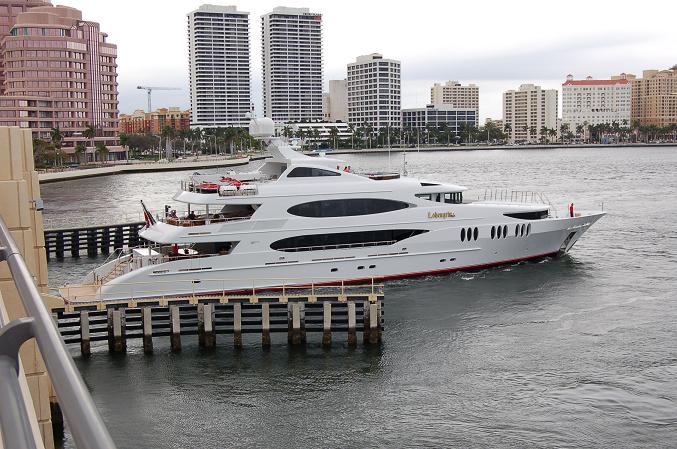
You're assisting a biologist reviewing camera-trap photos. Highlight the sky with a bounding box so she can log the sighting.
[64,0,677,122]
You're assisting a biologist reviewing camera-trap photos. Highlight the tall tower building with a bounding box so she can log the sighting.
[188,5,251,128]
[0,3,122,160]
[261,7,323,123]
[430,80,479,126]
[347,53,401,130]
[502,84,558,143]
[324,79,347,122]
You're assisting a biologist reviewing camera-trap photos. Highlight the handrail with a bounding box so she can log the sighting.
[0,217,116,449]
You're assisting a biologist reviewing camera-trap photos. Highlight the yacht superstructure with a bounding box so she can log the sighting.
[60,118,605,302]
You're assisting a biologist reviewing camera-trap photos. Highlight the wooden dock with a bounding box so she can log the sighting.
[51,291,384,354]
[44,221,145,259]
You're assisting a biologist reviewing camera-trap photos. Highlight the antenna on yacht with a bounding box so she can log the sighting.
[402,151,408,177]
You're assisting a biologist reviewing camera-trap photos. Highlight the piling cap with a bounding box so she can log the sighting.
[249,117,275,139]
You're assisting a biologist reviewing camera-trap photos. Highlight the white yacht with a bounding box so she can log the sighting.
[60,118,605,302]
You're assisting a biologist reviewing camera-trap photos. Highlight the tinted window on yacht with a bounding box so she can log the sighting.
[288,198,410,218]
[287,167,341,178]
[270,229,428,252]
[503,210,548,220]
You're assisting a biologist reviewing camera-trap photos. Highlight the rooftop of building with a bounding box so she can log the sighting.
[563,74,635,86]
[350,53,400,64]
[189,4,248,15]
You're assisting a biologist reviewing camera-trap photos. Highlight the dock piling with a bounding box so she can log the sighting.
[107,308,126,353]
[322,302,332,347]
[80,310,90,357]
[169,305,181,351]
[233,302,242,348]
[142,307,153,353]
[368,302,381,344]
[347,302,357,347]
[261,303,271,348]
[198,304,215,348]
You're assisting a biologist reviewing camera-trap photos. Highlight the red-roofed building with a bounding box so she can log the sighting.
[562,74,635,131]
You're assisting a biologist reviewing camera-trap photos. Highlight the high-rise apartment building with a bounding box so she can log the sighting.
[347,53,401,130]
[562,74,633,129]
[0,0,50,91]
[324,79,347,122]
[188,5,251,128]
[261,7,323,123]
[430,80,479,125]
[631,68,677,127]
[502,84,558,143]
[0,3,121,160]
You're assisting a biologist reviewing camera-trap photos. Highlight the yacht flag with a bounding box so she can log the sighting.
[141,200,156,226]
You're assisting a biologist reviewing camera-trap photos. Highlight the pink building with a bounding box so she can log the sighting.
[0,1,122,161]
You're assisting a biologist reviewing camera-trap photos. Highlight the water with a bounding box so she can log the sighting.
[44,146,677,448]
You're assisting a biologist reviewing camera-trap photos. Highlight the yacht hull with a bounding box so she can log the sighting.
[88,212,603,301]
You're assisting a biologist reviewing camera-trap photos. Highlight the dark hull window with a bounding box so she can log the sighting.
[504,210,548,220]
[288,198,410,218]
[271,229,428,252]
[287,167,341,178]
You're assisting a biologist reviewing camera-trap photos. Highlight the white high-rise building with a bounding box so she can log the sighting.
[261,7,323,123]
[188,5,251,128]
[562,74,634,130]
[324,79,347,122]
[503,84,558,143]
[430,81,479,126]
[347,53,401,130]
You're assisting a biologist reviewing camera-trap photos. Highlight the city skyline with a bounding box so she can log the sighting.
[61,0,677,122]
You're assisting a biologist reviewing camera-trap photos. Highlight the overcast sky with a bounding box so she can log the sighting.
[64,0,677,122]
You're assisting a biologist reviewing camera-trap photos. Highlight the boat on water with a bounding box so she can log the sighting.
[60,117,605,302]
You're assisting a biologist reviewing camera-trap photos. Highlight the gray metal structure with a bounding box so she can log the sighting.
[0,216,116,449]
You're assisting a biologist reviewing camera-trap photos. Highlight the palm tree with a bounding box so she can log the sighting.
[83,124,96,162]
[328,126,339,149]
[95,142,109,163]
[49,127,63,167]
[560,123,570,143]
[74,143,86,164]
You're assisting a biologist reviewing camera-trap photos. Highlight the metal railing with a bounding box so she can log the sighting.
[0,217,116,449]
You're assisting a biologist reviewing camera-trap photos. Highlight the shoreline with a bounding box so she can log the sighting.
[38,156,262,183]
[308,142,676,155]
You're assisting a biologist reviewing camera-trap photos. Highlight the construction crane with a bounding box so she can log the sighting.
[136,86,181,112]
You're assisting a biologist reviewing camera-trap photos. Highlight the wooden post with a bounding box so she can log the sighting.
[107,308,126,353]
[362,299,371,344]
[322,302,332,347]
[80,310,90,357]
[198,304,215,348]
[169,305,181,351]
[368,302,380,344]
[55,231,64,259]
[288,302,304,345]
[70,230,80,258]
[142,307,153,353]
[261,303,271,348]
[101,226,110,255]
[347,302,357,347]
[233,302,242,348]
[87,228,97,257]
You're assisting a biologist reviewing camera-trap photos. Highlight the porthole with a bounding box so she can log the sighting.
[491,226,496,239]
[515,225,519,237]
[503,225,508,238]
[440,259,446,262]
[331,268,338,272]
[527,224,531,236]
[369,265,376,269]
[357,266,364,270]
[467,228,472,240]
[473,227,479,241]
[460,228,466,242]
[520,224,525,237]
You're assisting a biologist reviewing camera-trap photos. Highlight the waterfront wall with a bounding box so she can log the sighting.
[0,127,62,448]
